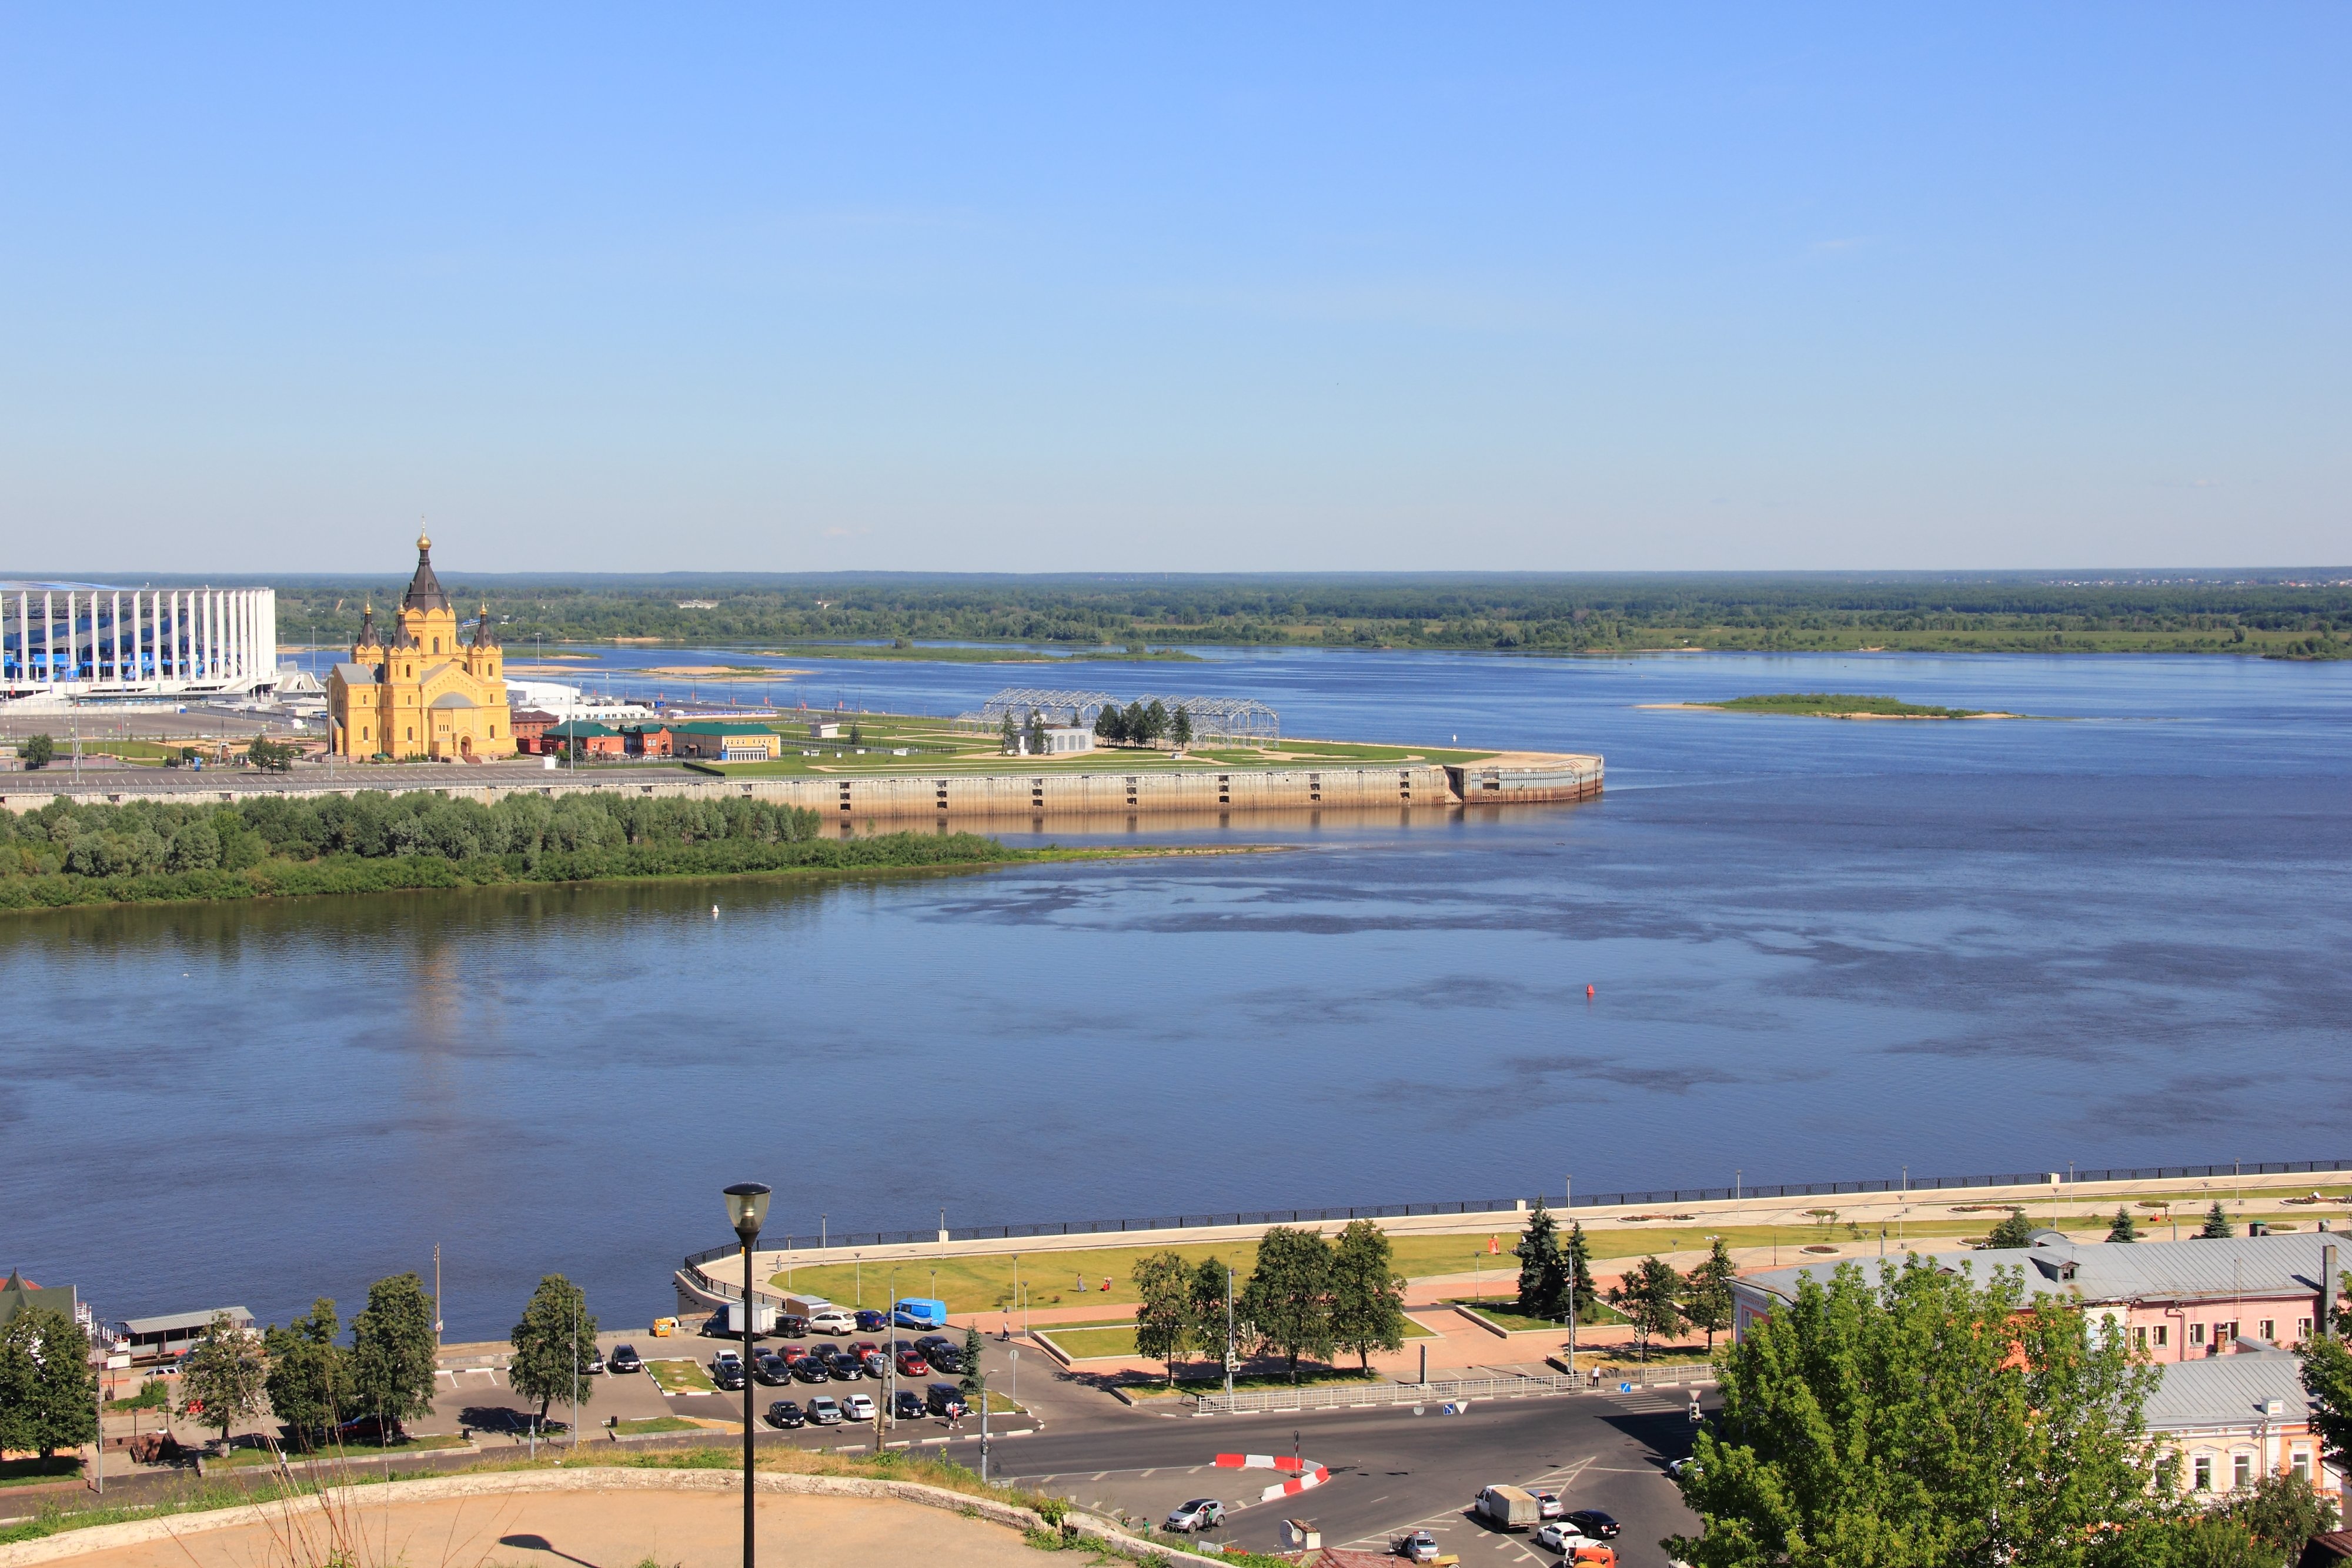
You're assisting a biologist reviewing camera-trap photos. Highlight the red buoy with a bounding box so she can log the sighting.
[1586,984,1595,998]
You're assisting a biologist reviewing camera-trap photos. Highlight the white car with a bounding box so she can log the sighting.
[809,1309,856,1335]
[1536,1522,1591,1553]
[840,1393,876,1421]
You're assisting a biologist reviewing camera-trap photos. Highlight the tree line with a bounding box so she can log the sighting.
[0,1272,607,1469]
[1128,1222,1408,1385]
[0,790,1023,910]
[1508,1199,1738,1360]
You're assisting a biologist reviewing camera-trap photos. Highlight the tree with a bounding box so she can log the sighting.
[1329,1221,1407,1371]
[2300,1277,2352,1480]
[1665,1258,2176,1568]
[20,733,54,769]
[0,1305,97,1460]
[1171,707,1193,748]
[2221,1469,2338,1560]
[1238,1227,1335,1383]
[1187,1256,1234,1375]
[1563,1222,1597,1324]
[958,1325,986,1400]
[1983,1209,2037,1249]
[509,1275,596,1428]
[1132,1251,1193,1385]
[1094,704,1123,745]
[2200,1202,2235,1239]
[349,1272,438,1441]
[999,712,1019,753]
[247,735,296,772]
[1606,1258,1686,1362]
[179,1312,268,1450]
[263,1298,348,1449]
[1023,710,1045,757]
[2107,1206,2141,1243]
[1681,1238,1738,1352]
[1122,700,1148,745]
[1143,700,1169,744]
[848,722,864,748]
[1514,1199,1568,1320]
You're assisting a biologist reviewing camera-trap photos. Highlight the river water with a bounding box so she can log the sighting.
[7,648,2350,1338]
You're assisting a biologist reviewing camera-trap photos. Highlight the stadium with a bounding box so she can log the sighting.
[0,583,279,704]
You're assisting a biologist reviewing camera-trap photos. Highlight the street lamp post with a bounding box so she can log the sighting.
[723,1182,772,1568]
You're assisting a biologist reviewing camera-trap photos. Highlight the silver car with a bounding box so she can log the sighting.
[1165,1499,1224,1533]
[806,1395,843,1425]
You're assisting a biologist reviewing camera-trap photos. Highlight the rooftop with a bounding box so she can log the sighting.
[1737,1232,2341,1309]
[2143,1345,2312,1430]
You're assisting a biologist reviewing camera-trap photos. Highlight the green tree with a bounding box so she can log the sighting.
[1666,1258,2176,1568]
[1023,711,1045,756]
[1132,1251,1194,1385]
[960,1325,986,1401]
[998,712,1018,753]
[1093,704,1123,744]
[1514,1199,1567,1320]
[1329,1220,1407,1371]
[2200,1202,2235,1239]
[1187,1256,1234,1375]
[1563,1221,1597,1324]
[1606,1257,1686,1362]
[507,1275,596,1427]
[1171,707,1193,747]
[262,1298,348,1449]
[2298,1276,2352,1480]
[0,1305,98,1460]
[1681,1238,1738,1352]
[1142,699,1169,743]
[1983,1208,2037,1249]
[349,1272,438,1440]
[20,733,54,769]
[2107,1206,2141,1243]
[2221,1468,2338,1560]
[246,735,296,772]
[1238,1226,1334,1383]
[179,1312,268,1450]
[1122,700,1148,744]
[848,721,864,747]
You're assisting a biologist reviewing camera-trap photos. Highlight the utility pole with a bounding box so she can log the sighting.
[1565,1174,1575,1376]
[1225,1267,1236,1403]
[570,1289,579,1454]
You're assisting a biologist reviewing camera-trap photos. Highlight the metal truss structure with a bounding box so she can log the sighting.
[956,686,1280,745]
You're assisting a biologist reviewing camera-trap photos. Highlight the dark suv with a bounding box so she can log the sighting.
[925,1383,968,1419]
[607,1344,643,1373]
[891,1389,927,1422]
[916,1336,963,1373]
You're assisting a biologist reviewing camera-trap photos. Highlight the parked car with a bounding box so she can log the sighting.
[854,1309,888,1333]
[764,1400,806,1429]
[1665,1457,1696,1480]
[826,1349,867,1380]
[861,1350,889,1377]
[1563,1510,1621,1540]
[711,1356,747,1391]
[896,1349,931,1378]
[584,1349,606,1375]
[891,1390,927,1421]
[791,1358,831,1383]
[807,1395,843,1425]
[848,1339,881,1359]
[916,1336,964,1373]
[335,1415,405,1444]
[1536,1521,1590,1552]
[775,1314,810,1338]
[809,1309,856,1336]
[1534,1490,1564,1520]
[1396,1532,1442,1562]
[925,1383,967,1419]
[841,1393,876,1421]
[754,1354,791,1386]
[1165,1499,1225,1533]
[777,1343,811,1366]
[608,1345,644,1373]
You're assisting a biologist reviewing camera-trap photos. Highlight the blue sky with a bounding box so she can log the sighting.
[2,6,2344,573]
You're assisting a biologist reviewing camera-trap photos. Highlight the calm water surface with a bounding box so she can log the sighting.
[6,650,2350,1338]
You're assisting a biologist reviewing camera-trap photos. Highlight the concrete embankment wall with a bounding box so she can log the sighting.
[2,757,1602,821]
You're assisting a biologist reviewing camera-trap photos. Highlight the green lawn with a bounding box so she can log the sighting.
[647,1359,718,1394]
[1120,1368,1388,1399]
[614,1416,701,1435]
[0,1457,82,1487]
[1043,1314,1435,1362]
[1448,1297,1626,1333]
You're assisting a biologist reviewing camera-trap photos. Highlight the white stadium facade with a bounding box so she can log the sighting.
[1,583,279,703]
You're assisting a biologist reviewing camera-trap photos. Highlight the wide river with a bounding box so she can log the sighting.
[7,648,2350,1339]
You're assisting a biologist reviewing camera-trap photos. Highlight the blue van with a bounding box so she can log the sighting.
[891,1297,947,1329]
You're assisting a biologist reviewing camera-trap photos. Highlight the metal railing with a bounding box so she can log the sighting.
[1192,1366,1713,1415]
[1576,1159,2352,1208]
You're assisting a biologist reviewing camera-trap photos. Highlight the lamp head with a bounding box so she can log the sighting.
[723,1181,772,1239]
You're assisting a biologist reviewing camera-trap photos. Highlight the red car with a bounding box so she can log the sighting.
[848,1340,880,1360]
[778,1345,811,1366]
[895,1349,931,1377]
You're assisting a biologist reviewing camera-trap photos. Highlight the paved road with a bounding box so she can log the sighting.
[996,1385,1706,1564]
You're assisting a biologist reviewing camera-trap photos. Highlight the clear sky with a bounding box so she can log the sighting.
[2,6,2344,574]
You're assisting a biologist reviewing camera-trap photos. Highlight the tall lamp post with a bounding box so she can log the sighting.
[723,1182,773,1568]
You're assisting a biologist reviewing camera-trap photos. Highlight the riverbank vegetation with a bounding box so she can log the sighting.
[0,790,1026,911]
[262,573,2352,657]
[1699,693,1998,718]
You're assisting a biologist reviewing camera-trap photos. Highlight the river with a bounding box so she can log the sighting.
[6,647,2350,1338]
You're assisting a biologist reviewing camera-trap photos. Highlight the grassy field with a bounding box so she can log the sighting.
[1444,1297,1628,1333]
[1699,693,1997,718]
[0,1457,82,1487]
[647,1359,717,1394]
[614,1416,701,1435]
[1043,1313,1436,1361]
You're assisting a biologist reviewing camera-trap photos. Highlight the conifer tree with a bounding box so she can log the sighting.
[1514,1199,1567,1320]
[1171,707,1193,747]
[1682,1238,1738,1351]
[1563,1221,1597,1323]
[2200,1202,2235,1239]
[2106,1206,2140,1243]
[960,1326,986,1400]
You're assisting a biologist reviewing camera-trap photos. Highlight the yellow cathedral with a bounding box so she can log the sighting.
[328,536,514,760]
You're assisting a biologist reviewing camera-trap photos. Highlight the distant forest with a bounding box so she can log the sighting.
[228,573,2352,659]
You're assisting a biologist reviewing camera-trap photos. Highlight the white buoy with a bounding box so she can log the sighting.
[711,904,720,918]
